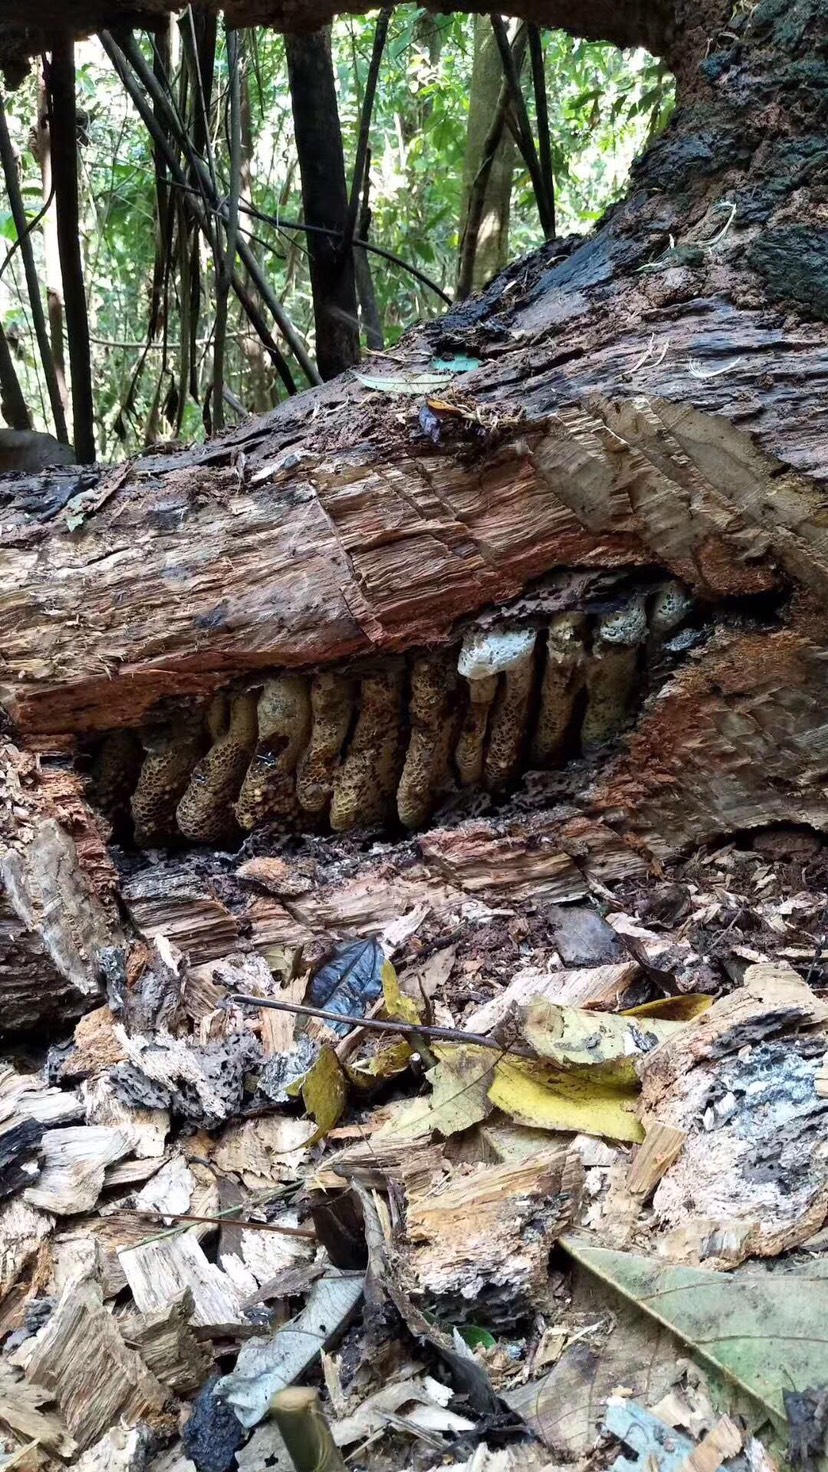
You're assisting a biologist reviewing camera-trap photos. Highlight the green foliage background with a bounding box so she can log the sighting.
[0,5,673,457]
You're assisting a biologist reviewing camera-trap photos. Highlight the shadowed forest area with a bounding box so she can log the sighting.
[0,13,671,455]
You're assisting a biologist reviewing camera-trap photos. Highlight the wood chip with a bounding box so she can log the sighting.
[24,1126,133,1215]
[627,1122,687,1200]
[121,1287,211,1394]
[118,1229,248,1328]
[23,1278,167,1450]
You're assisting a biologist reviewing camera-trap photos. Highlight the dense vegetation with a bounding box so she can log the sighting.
[0,7,673,458]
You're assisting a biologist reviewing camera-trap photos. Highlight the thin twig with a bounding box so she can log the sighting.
[174,183,452,305]
[345,7,392,248]
[233,992,536,1058]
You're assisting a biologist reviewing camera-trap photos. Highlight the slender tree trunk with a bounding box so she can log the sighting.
[458,16,521,295]
[284,27,360,379]
[354,152,383,350]
[47,33,95,462]
[33,75,68,416]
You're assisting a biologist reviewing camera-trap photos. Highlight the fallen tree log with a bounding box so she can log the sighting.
[2,0,828,1030]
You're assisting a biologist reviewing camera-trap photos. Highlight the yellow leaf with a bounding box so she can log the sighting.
[489,1053,644,1144]
[302,1045,348,1141]
[345,1038,413,1091]
[621,994,713,1021]
[375,1046,495,1141]
[522,997,687,1085]
[381,959,422,1025]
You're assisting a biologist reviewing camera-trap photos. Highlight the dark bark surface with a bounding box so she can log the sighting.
[284,27,360,380]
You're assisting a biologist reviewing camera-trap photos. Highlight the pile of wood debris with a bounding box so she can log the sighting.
[1,814,827,1472]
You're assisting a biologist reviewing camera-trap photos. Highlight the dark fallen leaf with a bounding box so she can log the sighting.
[785,1387,828,1472]
[307,937,384,1034]
[418,402,442,443]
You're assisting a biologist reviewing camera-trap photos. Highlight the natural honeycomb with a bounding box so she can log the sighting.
[89,577,699,845]
[177,693,258,843]
[531,613,586,765]
[131,712,207,845]
[581,596,646,750]
[329,664,406,831]
[397,652,458,829]
[235,677,312,829]
[295,672,355,814]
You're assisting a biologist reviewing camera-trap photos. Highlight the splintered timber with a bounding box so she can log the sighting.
[89,578,697,845]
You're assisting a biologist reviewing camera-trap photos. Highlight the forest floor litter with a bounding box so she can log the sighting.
[1,824,826,1472]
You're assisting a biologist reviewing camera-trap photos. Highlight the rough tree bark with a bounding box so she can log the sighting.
[2,0,828,1032]
[284,26,360,379]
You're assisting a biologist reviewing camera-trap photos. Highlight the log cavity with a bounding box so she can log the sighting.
[87,574,704,849]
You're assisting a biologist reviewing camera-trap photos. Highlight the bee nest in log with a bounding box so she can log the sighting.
[88,579,698,846]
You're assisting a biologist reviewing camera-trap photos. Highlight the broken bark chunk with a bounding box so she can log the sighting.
[23,1278,167,1450]
[121,1287,211,1394]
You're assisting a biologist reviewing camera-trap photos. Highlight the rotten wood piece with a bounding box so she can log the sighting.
[20,1277,168,1450]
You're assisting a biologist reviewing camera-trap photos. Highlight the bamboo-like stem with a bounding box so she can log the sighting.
[212,20,241,432]
[491,13,554,238]
[271,1387,346,1472]
[48,34,95,462]
[100,30,298,396]
[0,90,68,442]
[345,6,392,246]
[528,24,556,238]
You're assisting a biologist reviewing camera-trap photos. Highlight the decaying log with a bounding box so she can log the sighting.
[2,0,828,1039]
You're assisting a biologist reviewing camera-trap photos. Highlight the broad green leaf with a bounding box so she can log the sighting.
[562,1239,828,1424]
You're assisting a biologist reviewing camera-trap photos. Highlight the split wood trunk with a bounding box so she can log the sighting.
[1,0,827,1032]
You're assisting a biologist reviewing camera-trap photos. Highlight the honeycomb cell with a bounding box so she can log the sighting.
[484,641,537,790]
[295,672,355,815]
[131,711,207,846]
[649,580,694,638]
[90,728,144,835]
[396,651,458,829]
[531,613,587,766]
[235,676,312,830]
[329,664,405,831]
[455,672,497,787]
[177,692,259,843]
[581,595,646,750]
